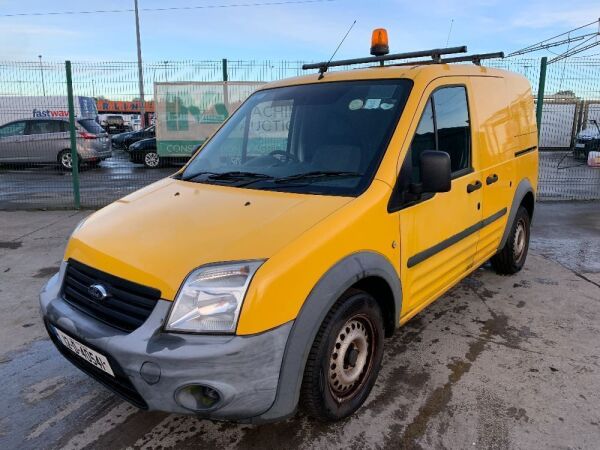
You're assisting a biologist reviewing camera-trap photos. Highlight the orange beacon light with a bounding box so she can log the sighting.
[370,28,389,56]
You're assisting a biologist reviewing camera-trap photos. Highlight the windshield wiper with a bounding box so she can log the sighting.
[273,171,363,184]
[182,171,272,182]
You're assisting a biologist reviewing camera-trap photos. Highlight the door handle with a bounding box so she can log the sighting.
[466,180,482,193]
[486,174,499,185]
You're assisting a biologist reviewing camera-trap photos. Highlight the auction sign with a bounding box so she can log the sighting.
[154,81,264,157]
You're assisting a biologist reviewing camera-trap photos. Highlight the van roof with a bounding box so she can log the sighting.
[260,63,523,90]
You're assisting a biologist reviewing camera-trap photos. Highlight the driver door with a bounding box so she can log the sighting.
[397,78,483,319]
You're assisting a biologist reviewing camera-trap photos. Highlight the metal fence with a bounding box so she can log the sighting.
[0,57,599,210]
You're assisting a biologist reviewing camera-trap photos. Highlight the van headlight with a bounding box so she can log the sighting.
[165,261,264,333]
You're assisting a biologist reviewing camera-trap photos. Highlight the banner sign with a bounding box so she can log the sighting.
[154,81,264,157]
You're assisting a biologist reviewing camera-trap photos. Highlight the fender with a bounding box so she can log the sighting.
[498,177,535,250]
[255,251,402,423]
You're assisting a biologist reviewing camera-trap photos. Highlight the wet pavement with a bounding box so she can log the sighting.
[0,149,178,210]
[0,201,599,449]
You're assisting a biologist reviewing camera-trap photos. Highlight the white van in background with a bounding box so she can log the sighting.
[0,96,99,126]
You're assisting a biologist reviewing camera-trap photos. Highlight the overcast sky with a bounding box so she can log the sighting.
[0,0,599,62]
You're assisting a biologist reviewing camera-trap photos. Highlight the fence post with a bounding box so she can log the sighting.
[222,58,228,82]
[535,56,548,138]
[65,61,81,209]
[222,58,229,118]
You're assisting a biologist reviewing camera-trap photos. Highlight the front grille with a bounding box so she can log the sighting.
[63,259,161,332]
[45,321,148,409]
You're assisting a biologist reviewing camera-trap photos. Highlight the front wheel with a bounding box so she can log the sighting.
[491,205,531,274]
[301,290,384,421]
[143,151,161,168]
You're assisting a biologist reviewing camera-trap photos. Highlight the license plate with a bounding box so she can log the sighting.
[576,143,585,148]
[54,328,115,377]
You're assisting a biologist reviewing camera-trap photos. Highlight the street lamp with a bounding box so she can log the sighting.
[134,0,146,127]
[38,55,46,96]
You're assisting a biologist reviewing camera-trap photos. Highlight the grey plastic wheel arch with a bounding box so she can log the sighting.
[498,178,535,250]
[255,251,402,423]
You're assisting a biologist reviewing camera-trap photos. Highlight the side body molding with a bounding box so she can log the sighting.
[498,177,535,250]
[256,251,402,422]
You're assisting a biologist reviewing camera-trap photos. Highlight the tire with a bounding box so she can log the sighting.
[57,150,81,171]
[143,151,161,168]
[491,205,531,274]
[301,289,385,421]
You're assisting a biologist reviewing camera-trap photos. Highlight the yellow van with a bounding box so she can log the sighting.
[40,35,538,423]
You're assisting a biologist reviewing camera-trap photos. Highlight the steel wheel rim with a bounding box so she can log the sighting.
[328,314,376,402]
[61,153,72,169]
[513,218,527,261]
[145,152,159,167]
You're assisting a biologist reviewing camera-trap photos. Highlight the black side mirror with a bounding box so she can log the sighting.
[414,150,451,193]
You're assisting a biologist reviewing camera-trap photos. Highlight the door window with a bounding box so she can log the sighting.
[408,86,471,181]
[0,121,26,138]
[434,87,470,174]
[410,99,435,182]
[27,120,63,135]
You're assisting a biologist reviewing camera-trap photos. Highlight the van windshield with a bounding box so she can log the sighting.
[181,79,412,196]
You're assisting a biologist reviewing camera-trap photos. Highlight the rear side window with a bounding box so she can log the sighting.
[27,120,63,135]
[77,119,105,134]
[409,86,471,181]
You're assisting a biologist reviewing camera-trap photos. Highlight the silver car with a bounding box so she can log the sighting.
[0,118,111,170]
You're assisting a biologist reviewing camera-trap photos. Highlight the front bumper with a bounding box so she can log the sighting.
[40,268,292,421]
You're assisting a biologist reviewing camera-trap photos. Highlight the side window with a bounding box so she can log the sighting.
[0,122,26,138]
[410,99,435,182]
[433,86,471,174]
[27,120,63,135]
[60,121,70,132]
[407,86,471,182]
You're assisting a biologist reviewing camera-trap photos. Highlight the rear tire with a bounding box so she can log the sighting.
[300,289,384,421]
[58,150,81,171]
[491,205,531,274]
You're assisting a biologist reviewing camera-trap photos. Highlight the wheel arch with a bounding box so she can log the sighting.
[255,251,401,423]
[498,177,535,250]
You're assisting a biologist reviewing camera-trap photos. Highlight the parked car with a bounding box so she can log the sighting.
[40,31,538,423]
[127,137,190,168]
[574,119,600,159]
[112,125,155,150]
[0,117,111,170]
[101,115,128,134]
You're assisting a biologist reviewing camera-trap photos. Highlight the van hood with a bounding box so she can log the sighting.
[65,178,352,300]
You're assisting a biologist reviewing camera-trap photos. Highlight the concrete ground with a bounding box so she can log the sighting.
[0,202,599,449]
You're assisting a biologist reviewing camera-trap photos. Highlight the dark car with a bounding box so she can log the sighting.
[574,119,600,160]
[112,125,155,150]
[127,137,191,168]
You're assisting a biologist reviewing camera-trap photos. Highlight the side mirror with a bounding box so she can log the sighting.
[417,150,451,193]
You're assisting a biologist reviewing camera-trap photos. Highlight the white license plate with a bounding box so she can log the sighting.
[576,143,585,148]
[55,328,115,377]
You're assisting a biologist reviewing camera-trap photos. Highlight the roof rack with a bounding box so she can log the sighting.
[302,47,505,77]
[389,51,505,67]
[302,46,468,76]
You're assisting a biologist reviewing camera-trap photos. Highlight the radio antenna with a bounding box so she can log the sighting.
[318,20,356,79]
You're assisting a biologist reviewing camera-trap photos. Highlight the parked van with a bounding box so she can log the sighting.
[40,35,538,423]
[0,95,98,127]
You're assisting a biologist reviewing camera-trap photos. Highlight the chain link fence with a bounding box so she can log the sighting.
[0,57,599,209]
